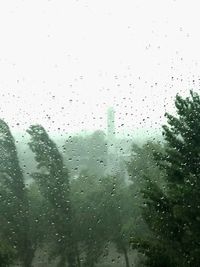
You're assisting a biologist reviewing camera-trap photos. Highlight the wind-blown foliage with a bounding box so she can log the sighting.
[0,119,35,267]
[71,171,134,267]
[27,124,77,267]
[134,91,200,267]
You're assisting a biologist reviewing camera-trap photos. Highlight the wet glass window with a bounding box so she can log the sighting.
[0,1,199,267]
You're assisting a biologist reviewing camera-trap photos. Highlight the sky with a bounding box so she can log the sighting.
[0,0,200,138]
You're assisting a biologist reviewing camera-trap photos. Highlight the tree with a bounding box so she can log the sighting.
[134,91,200,266]
[27,181,48,259]
[0,240,15,267]
[127,141,165,241]
[27,124,76,267]
[71,170,108,267]
[71,171,134,267]
[64,130,107,178]
[98,175,133,267]
[0,119,35,267]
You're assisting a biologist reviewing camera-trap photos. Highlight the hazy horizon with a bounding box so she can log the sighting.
[0,0,200,137]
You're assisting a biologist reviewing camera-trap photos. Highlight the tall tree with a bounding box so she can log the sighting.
[27,124,76,267]
[134,91,200,267]
[0,119,35,267]
[71,171,135,267]
[64,130,107,177]
[71,170,108,267]
[0,239,15,267]
[98,175,133,267]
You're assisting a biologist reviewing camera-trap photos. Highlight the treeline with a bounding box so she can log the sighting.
[0,91,200,267]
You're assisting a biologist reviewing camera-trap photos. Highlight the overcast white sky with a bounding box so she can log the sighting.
[0,0,200,138]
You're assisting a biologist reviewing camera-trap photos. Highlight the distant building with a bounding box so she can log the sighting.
[106,107,118,174]
[106,107,132,181]
[107,107,115,140]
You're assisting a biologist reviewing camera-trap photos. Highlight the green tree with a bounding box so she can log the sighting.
[0,119,35,267]
[127,141,164,241]
[134,91,200,267]
[71,171,134,267]
[0,241,15,267]
[64,130,107,177]
[71,170,107,267]
[27,181,48,257]
[98,175,133,267]
[27,124,76,267]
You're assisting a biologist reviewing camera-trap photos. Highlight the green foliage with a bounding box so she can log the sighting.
[71,171,134,267]
[71,170,107,266]
[0,242,16,267]
[135,91,200,267]
[128,141,165,239]
[128,141,165,187]
[27,182,47,249]
[65,130,107,177]
[0,119,35,267]
[27,124,76,267]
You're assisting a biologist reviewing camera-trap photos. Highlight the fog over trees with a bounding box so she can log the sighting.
[0,0,199,266]
[0,91,200,266]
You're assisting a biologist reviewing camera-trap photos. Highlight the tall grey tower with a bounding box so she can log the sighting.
[106,107,117,174]
[107,107,115,141]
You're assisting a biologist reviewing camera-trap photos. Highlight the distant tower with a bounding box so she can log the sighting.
[107,107,115,141]
[106,107,117,174]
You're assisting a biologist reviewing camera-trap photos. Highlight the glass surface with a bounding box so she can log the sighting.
[0,1,199,266]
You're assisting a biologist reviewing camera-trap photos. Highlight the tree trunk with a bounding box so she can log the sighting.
[123,247,130,267]
[83,254,95,267]
[67,251,77,267]
[75,246,81,267]
[57,255,67,267]
[21,248,35,267]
